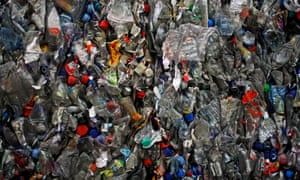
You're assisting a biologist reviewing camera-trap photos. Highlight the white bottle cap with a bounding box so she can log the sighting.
[89,106,96,118]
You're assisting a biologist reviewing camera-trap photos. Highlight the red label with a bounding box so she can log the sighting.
[49,27,60,36]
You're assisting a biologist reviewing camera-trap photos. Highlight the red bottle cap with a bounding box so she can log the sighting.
[76,124,89,136]
[81,74,90,84]
[67,75,77,86]
[183,73,189,82]
[141,31,146,37]
[99,19,109,30]
[186,169,193,177]
[90,162,97,172]
[143,158,153,167]
[136,90,146,99]
[106,135,114,143]
[23,107,33,117]
[249,45,257,52]
[160,142,170,149]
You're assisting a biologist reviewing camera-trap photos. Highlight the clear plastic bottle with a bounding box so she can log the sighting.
[259,110,276,143]
[0,28,22,52]
[47,6,63,51]
[119,96,142,122]
[214,13,235,37]
[11,117,27,146]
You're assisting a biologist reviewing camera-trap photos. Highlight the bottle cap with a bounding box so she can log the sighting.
[141,137,152,148]
[176,168,185,178]
[31,148,40,159]
[81,13,91,23]
[143,158,153,167]
[99,19,109,30]
[208,19,215,27]
[183,112,194,122]
[89,129,99,138]
[89,106,96,118]
[164,172,173,180]
[136,90,146,99]
[163,147,173,157]
[67,75,77,86]
[160,141,170,149]
[94,2,101,11]
[289,89,297,97]
[96,135,105,144]
[81,74,90,85]
[76,124,89,137]
[176,156,185,166]
[270,148,278,162]
[285,169,294,179]
[106,135,114,143]
[253,140,264,152]
[87,4,94,14]
[186,169,193,177]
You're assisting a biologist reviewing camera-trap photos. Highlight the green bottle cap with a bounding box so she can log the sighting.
[141,137,152,148]
[194,15,201,19]
[264,83,270,93]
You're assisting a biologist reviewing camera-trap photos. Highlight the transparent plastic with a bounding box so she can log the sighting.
[119,96,142,121]
[47,6,63,51]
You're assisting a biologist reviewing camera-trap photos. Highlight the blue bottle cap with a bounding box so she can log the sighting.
[270,148,278,162]
[285,169,294,179]
[183,112,194,123]
[89,129,99,138]
[96,135,105,144]
[31,148,40,159]
[91,13,98,20]
[87,4,94,14]
[81,13,91,23]
[289,89,297,97]
[163,147,173,157]
[94,2,101,11]
[165,172,173,180]
[192,165,201,176]
[253,141,264,152]
[176,168,185,178]
[176,156,185,166]
[208,18,215,27]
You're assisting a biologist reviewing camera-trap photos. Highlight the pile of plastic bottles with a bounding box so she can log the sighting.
[0,0,300,179]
